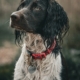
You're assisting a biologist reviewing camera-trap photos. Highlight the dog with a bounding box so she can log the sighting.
[10,0,69,80]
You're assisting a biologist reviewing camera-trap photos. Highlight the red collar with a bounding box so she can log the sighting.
[31,40,56,60]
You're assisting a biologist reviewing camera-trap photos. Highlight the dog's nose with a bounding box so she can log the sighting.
[11,12,20,21]
[11,15,18,21]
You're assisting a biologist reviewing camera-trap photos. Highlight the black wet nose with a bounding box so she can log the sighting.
[11,13,20,21]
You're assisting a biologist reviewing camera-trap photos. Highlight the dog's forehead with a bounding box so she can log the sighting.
[20,0,48,6]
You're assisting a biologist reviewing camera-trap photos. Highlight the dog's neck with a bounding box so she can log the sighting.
[24,33,46,53]
[16,33,62,80]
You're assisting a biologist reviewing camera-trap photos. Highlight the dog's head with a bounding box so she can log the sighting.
[10,0,69,47]
[10,0,48,32]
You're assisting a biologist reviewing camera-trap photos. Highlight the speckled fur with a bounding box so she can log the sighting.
[13,33,62,80]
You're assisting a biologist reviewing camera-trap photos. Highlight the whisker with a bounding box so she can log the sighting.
[5,19,10,24]
[0,19,10,27]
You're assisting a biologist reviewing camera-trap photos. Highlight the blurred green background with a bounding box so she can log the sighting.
[0,0,80,80]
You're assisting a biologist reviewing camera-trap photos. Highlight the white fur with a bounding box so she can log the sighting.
[13,34,62,80]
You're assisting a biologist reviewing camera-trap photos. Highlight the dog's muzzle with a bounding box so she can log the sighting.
[10,12,22,28]
[11,12,21,22]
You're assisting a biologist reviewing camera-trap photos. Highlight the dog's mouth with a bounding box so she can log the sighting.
[11,24,34,33]
[11,25,25,31]
[10,20,35,33]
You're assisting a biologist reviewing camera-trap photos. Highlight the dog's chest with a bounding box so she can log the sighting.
[14,33,62,80]
[22,52,62,80]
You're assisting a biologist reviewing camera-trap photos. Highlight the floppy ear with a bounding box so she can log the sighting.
[43,0,69,43]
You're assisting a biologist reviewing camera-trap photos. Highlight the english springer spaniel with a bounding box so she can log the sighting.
[10,0,69,80]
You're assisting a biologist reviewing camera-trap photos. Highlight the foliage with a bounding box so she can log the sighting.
[62,49,80,80]
[0,63,15,80]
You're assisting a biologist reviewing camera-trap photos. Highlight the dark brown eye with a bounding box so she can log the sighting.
[33,6,41,11]
[32,2,41,11]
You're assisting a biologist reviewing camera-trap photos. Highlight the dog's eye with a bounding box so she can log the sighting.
[32,3,41,11]
[33,6,41,11]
